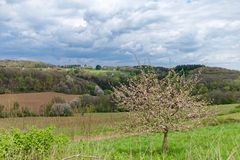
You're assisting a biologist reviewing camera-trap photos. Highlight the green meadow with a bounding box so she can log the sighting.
[0,104,240,159]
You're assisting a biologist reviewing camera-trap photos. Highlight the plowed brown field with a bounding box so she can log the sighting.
[0,92,79,113]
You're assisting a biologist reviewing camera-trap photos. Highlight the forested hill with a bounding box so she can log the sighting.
[0,66,128,95]
[191,67,240,104]
[0,60,54,68]
[0,60,240,104]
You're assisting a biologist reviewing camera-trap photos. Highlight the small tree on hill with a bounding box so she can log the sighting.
[113,69,209,153]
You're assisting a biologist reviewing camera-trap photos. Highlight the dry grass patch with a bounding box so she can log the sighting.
[0,113,126,139]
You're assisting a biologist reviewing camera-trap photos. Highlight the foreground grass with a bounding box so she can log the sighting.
[0,103,240,140]
[0,104,240,159]
[1,123,239,159]
[62,123,240,160]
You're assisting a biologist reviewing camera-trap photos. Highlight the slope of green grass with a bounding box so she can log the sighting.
[84,68,129,76]
[64,123,240,160]
[211,103,240,116]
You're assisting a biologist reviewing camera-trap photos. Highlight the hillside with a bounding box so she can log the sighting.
[0,60,54,68]
[190,67,240,104]
[0,63,240,104]
[0,67,96,95]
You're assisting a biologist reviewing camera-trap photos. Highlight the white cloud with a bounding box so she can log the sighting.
[0,0,239,69]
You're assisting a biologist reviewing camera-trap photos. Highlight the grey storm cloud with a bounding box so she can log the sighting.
[0,0,240,69]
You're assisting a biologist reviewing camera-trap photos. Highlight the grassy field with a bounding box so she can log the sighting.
[0,113,126,140]
[59,123,240,160]
[0,104,239,138]
[211,103,240,115]
[211,103,240,122]
[0,104,240,159]
[0,92,79,113]
[83,68,129,76]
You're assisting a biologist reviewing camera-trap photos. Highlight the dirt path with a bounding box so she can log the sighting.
[73,132,138,142]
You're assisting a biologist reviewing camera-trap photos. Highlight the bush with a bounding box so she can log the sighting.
[41,97,73,117]
[69,98,86,115]
[94,85,104,96]
[0,127,69,159]
[50,103,73,116]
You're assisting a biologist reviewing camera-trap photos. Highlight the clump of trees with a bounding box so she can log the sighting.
[113,69,210,152]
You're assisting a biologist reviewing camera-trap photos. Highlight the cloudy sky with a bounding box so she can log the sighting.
[0,0,240,69]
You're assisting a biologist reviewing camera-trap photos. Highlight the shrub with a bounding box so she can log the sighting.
[41,97,73,117]
[0,127,69,159]
[94,85,104,96]
[50,103,73,116]
[69,98,86,115]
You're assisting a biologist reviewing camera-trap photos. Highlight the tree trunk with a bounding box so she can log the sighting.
[162,131,168,153]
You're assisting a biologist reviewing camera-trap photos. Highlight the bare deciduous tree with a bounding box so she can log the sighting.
[113,69,209,153]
